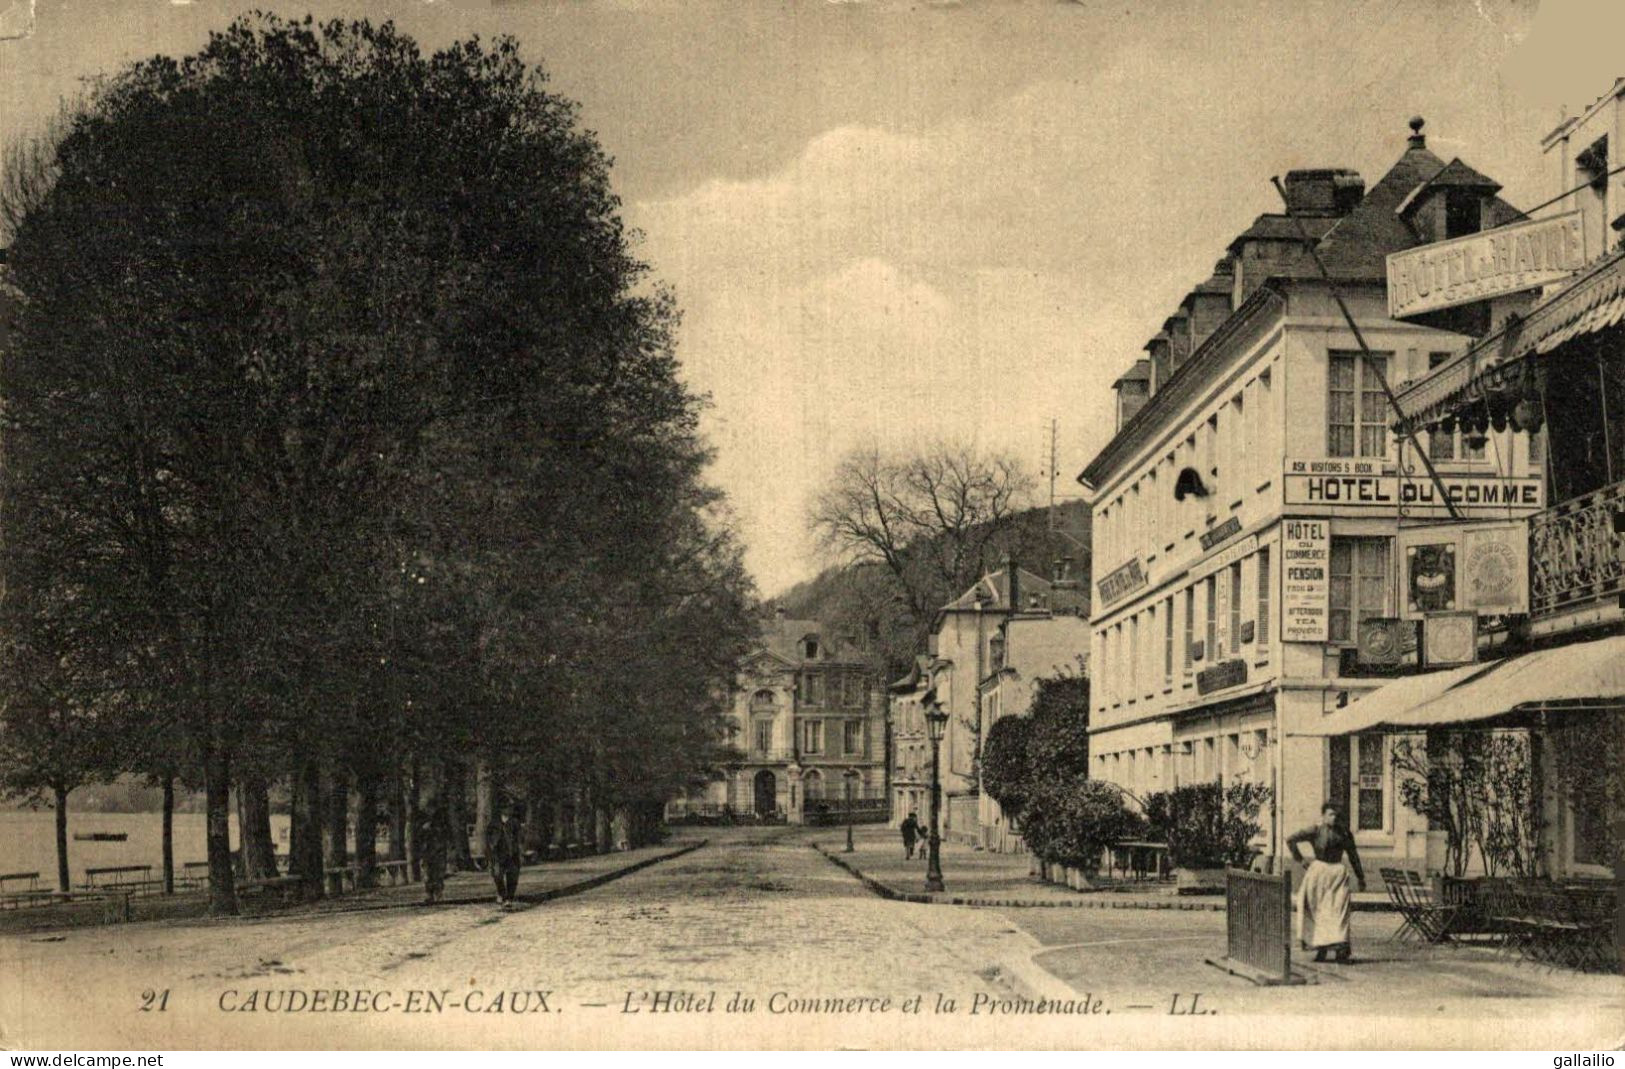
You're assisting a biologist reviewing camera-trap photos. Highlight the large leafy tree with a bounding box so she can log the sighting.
[0,15,752,912]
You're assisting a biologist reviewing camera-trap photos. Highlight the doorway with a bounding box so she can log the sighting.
[753,770,777,817]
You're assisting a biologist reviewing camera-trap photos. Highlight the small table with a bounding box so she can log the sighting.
[1111,841,1171,881]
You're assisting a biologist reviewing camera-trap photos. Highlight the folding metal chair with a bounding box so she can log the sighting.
[1381,867,1425,942]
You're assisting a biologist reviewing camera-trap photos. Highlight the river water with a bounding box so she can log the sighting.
[0,809,294,885]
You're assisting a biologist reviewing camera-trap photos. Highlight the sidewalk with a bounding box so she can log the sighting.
[815,826,1391,911]
[0,836,706,935]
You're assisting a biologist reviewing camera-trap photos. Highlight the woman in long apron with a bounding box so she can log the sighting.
[1288,802,1367,963]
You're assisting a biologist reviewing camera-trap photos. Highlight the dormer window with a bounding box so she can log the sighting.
[802,637,819,659]
[1445,190,1481,239]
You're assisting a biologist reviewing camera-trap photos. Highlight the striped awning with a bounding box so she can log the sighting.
[1394,246,1625,432]
[1292,634,1625,736]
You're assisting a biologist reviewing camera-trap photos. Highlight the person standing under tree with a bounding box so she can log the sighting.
[417,802,448,905]
[484,803,524,907]
[1287,802,1366,963]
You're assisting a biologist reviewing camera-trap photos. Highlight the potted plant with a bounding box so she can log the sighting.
[1145,782,1271,894]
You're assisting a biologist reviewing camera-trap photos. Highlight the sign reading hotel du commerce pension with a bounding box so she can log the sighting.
[1386,211,1586,319]
[1281,518,1330,643]
[1283,458,1543,518]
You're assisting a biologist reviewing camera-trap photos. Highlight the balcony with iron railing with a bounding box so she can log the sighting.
[1529,477,1625,621]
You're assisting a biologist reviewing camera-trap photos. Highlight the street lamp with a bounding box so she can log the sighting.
[924,700,949,893]
[843,767,861,853]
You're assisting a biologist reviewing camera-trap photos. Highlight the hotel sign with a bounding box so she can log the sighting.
[1387,211,1586,319]
[1096,558,1148,609]
[1281,519,1330,643]
[1284,459,1543,517]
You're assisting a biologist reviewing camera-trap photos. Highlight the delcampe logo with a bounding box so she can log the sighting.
[0,0,34,41]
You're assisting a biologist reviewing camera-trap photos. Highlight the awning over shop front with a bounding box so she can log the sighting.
[1394,247,1625,432]
[1293,634,1625,736]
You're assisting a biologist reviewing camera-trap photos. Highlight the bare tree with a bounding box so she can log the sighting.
[809,440,1034,630]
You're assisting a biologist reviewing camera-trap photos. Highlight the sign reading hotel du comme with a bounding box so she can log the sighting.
[1283,459,1543,517]
[1386,211,1586,319]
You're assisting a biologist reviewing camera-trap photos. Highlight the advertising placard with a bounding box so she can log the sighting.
[1406,542,1458,615]
[1460,522,1529,614]
[1281,518,1329,643]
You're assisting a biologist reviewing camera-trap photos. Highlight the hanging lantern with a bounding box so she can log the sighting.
[1488,393,1511,433]
[1439,414,1457,436]
[1512,397,1545,435]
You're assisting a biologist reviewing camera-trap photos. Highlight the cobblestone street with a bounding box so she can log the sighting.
[2,828,1619,1050]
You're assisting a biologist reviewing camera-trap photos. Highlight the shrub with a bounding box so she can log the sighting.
[1143,781,1271,870]
[1022,778,1145,872]
[980,714,1032,821]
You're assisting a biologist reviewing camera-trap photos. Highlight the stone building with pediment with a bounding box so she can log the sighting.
[667,609,886,824]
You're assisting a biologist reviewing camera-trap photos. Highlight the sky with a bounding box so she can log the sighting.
[2,0,1622,595]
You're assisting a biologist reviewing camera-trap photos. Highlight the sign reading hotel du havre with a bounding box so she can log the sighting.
[1283,458,1544,517]
[1386,210,1586,319]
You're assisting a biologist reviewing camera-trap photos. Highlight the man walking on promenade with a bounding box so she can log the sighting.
[484,803,524,907]
[900,813,920,859]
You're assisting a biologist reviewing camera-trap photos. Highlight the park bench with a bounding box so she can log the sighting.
[0,887,134,920]
[239,874,304,904]
[374,860,411,886]
[82,865,152,890]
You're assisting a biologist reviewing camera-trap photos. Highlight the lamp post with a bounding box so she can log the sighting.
[843,768,860,853]
[924,700,948,892]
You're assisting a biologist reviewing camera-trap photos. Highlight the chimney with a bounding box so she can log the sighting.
[1005,553,1020,613]
[1281,168,1363,217]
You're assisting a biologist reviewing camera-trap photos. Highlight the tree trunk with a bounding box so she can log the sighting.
[595,806,611,854]
[204,747,237,916]
[161,775,175,894]
[611,806,631,851]
[406,758,422,881]
[53,782,70,893]
[237,775,278,880]
[354,767,379,889]
[322,763,350,894]
[552,795,567,855]
[446,760,475,871]
[291,759,325,897]
[386,761,407,864]
[474,758,495,868]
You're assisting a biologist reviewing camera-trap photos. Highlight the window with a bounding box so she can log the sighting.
[1329,537,1391,643]
[751,689,775,711]
[1256,548,1271,658]
[1183,587,1195,674]
[1328,352,1390,458]
[802,720,823,754]
[801,673,824,705]
[1163,595,1175,685]
[1229,562,1243,650]
[844,720,864,756]
[803,638,820,659]
[1354,736,1386,832]
[803,769,823,800]
[1204,575,1217,661]
[844,675,866,707]
[1129,615,1140,700]
[755,720,773,755]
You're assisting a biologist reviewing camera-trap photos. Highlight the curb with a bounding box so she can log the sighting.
[811,844,1397,914]
[285,838,710,919]
[12,840,710,933]
[812,842,1220,912]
